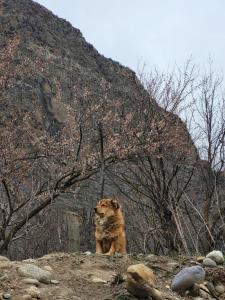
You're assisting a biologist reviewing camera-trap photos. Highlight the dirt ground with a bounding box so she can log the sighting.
[0,252,224,300]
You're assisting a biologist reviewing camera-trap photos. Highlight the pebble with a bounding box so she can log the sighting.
[25,286,41,298]
[196,256,205,263]
[215,284,225,294]
[91,276,108,283]
[199,284,210,298]
[50,279,60,284]
[167,262,180,270]
[171,266,205,292]
[22,278,40,286]
[3,294,11,299]
[145,254,159,262]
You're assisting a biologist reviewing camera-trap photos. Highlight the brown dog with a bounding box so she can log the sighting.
[94,198,126,255]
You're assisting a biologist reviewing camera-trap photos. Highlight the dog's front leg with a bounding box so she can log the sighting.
[96,240,103,254]
[105,240,116,256]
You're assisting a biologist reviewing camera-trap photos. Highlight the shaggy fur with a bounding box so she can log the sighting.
[94,198,126,255]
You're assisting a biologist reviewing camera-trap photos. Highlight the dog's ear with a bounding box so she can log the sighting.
[111,199,120,209]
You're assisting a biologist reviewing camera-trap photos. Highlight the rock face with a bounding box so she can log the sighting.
[0,0,198,153]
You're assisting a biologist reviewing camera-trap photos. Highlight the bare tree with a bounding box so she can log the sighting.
[138,59,198,115]
[190,62,225,250]
[107,154,195,255]
[138,59,225,253]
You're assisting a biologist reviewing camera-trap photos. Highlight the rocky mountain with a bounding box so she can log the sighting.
[0,0,204,259]
[0,0,197,154]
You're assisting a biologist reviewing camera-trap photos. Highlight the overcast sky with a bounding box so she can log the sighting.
[35,0,225,75]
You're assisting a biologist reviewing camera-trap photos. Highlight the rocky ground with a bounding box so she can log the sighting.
[0,252,225,300]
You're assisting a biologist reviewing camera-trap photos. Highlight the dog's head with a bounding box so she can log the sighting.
[94,198,120,218]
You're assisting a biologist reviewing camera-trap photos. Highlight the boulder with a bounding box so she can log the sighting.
[126,264,162,300]
[18,264,52,283]
[206,250,224,264]
[171,266,205,292]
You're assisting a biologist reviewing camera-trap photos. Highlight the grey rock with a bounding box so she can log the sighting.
[206,250,224,264]
[203,257,217,267]
[18,264,52,283]
[171,266,205,292]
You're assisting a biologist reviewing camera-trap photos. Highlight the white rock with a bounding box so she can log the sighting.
[206,250,224,264]
[84,251,92,255]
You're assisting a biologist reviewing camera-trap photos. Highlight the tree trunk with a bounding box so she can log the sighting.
[64,211,81,252]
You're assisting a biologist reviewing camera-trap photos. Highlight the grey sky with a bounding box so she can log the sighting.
[36,0,225,74]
